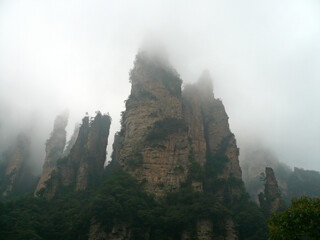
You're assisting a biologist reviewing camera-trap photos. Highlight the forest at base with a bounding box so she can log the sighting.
[0,168,267,240]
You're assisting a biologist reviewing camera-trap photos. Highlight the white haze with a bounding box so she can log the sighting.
[0,0,320,174]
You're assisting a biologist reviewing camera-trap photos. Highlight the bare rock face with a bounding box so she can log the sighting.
[110,53,243,239]
[259,167,286,215]
[0,133,35,198]
[75,113,111,190]
[34,110,69,196]
[182,72,242,239]
[37,112,111,199]
[201,99,242,181]
[117,51,190,195]
[182,85,207,166]
[185,72,242,179]
[183,72,242,195]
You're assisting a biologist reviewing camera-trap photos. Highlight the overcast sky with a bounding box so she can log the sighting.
[0,0,320,172]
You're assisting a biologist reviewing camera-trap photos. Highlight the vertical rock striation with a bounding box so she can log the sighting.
[34,110,69,196]
[36,112,111,199]
[182,71,242,239]
[117,51,190,195]
[110,51,243,239]
[183,70,242,181]
[182,84,207,166]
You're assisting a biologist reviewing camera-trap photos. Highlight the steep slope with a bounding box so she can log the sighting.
[116,51,190,195]
[259,167,286,215]
[36,112,111,199]
[184,71,242,187]
[182,72,243,239]
[0,50,269,240]
[107,52,246,239]
[34,110,69,196]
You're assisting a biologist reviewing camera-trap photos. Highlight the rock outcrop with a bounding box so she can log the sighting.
[183,71,242,184]
[182,84,207,167]
[0,133,35,199]
[241,144,320,204]
[107,50,243,239]
[115,53,242,197]
[182,72,241,239]
[34,110,69,196]
[116,51,190,195]
[259,167,286,215]
[36,112,111,199]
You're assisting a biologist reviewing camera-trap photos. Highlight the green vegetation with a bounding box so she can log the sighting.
[0,123,268,239]
[0,167,267,240]
[0,191,91,240]
[188,162,204,181]
[268,196,320,240]
[204,134,233,180]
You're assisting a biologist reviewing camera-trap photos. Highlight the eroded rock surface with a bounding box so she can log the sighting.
[107,51,244,239]
[37,112,111,199]
[34,110,69,196]
[117,51,190,195]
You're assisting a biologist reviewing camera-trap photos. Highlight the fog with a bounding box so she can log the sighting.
[1,0,320,174]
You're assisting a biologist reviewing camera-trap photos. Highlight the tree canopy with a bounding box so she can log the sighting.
[268,196,320,240]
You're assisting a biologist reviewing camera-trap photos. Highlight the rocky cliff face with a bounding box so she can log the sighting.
[182,84,207,167]
[36,112,111,199]
[259,167,285,215]
[182,72,241,239]
[107,51,243,239]
[116,53,242,198]
[183,71,242,183]
[34,111,69,196]
[116,51,190,195]
[0,133,35,199]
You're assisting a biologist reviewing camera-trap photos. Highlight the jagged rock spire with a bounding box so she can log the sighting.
[36,112,111,199]
[116,50,189,195]
[34,110,69,196]
[259,167,286,215]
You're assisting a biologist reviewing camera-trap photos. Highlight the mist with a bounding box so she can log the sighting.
[1,0,320,174]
